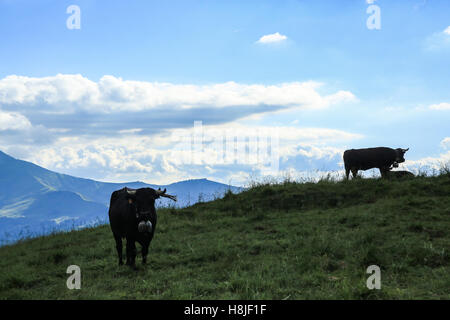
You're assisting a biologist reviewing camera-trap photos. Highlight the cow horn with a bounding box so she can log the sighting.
[403,148,409,152]
[155,188,167,195]
[156,188,177,201]
[160,193,177,201]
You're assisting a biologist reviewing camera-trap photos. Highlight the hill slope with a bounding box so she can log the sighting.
[0,150,242,244]
[0,173,449,299]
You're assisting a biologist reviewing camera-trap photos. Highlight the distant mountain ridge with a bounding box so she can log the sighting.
[0,150,243,245]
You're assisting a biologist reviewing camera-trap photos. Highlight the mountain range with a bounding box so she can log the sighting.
[0,150,242,245]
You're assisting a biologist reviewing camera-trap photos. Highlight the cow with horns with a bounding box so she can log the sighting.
[108,187,176,268]
[343,147,409,179]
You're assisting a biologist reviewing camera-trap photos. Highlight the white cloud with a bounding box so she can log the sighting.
[11,123,362,185]
[429,102,450,110]
[177,123,362,143]
[0,74,97,106]
[396,139,450,173]
[441,137,450,149]
[403,151,450,172]
[256,32,287,44]
[119,128,143,135]
[444,26,450,35]
[52,216,79,225]
[0,110,32,130]
[424,27,450,51]
[0,75,355,115]
[0,74,360,185]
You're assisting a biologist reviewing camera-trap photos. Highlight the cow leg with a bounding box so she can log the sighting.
[125,236,137,268]
[351,168,358,179]
[141,244,149,265]
[345,167,350,180]
[114,235,123,266]
[379,167,389,178]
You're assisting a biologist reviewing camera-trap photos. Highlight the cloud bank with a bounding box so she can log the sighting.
[0,74,355,113]
[0,74,361,185]
[0,74,357,139]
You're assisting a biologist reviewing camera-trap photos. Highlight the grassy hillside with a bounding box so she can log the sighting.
[1,173,449,299]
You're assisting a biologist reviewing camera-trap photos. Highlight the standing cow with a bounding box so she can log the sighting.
[108,187,176,268]
[343,147,409,179]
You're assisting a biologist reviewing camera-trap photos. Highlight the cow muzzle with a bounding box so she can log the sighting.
[138,220,153,233]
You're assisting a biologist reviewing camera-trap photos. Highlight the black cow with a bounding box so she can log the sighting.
[343,147,409,179]
[108,187,176,268]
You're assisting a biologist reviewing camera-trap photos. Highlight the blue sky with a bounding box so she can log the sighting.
[0,0,449,185]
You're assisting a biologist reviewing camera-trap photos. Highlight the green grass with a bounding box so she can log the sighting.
[1,173,449,299]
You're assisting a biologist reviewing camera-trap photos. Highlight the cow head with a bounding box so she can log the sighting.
[394,148,409,164]
[126,188,176,233]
